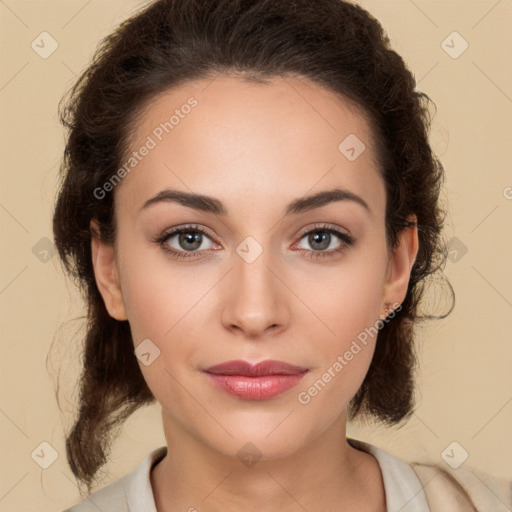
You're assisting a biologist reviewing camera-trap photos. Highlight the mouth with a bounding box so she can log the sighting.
[203,359,309,400]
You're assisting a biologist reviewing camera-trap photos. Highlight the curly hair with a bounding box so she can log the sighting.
[52,0,454,494]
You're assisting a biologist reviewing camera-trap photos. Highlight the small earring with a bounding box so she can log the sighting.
[379,303,393,320]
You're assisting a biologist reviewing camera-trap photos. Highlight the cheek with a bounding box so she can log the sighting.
[296,242,389,406]
[118,240,201,342]
[118,245,213,384]
[124,268,200,411]
[312,248,389,350]
[296,285,383,423]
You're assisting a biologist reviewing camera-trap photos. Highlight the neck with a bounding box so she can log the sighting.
[150,413,385,512]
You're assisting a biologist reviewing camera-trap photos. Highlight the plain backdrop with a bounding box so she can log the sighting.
[1,1,511,511]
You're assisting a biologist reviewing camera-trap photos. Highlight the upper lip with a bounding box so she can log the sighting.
[203,360,309,376]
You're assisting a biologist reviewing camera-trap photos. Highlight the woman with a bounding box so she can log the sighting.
[53,0,510,511]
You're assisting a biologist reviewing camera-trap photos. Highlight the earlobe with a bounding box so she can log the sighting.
[380,215,419,314]
[90,219,128,321]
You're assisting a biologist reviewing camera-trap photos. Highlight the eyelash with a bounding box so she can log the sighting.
[154,223,354,261]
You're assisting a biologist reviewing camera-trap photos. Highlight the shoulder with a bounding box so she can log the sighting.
[411,461,512,512]
[60,473,129,512]
[348,437,511,512]
[348,437,431,510]
[61,446,167,512]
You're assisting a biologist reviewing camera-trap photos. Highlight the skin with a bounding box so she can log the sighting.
[90,73,418,512]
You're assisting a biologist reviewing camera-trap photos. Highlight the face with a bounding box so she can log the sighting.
[91,74,417,460]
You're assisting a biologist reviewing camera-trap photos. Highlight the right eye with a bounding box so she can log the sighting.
[155,224,220,260]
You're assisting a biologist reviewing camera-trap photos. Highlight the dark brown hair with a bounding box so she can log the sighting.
[53,0,454,494]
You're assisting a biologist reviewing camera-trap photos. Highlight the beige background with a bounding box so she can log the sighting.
[1,1,511,510]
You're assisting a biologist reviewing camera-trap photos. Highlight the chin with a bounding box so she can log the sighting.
[196,414,319,463]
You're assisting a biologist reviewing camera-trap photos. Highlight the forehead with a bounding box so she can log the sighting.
[116,74,385,221]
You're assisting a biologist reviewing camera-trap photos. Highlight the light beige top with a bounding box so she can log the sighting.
[62,438,511,512]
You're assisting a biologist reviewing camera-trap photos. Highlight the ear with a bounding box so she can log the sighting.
[380,214,419,315]
[90,218,128,321]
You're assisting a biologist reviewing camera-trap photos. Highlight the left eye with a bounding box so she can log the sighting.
[296,229,346,252]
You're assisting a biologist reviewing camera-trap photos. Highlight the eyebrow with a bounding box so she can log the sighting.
[140,187,371,216]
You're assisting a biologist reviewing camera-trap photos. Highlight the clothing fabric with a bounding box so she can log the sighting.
[62,438,511,512]
[410,458,511,512]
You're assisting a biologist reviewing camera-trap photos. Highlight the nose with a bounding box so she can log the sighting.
[220,243,290,340]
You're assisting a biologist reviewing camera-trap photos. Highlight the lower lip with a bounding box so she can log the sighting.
[204,372,308,400]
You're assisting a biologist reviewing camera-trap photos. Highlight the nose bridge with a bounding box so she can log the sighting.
[221,233,288,336]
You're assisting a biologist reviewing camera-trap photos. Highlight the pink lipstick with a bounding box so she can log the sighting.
[203,360,308,400]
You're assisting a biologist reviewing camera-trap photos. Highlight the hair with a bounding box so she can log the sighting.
[52,0,454,494]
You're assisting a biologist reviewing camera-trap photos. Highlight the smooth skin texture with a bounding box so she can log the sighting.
[90,74,418,512]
